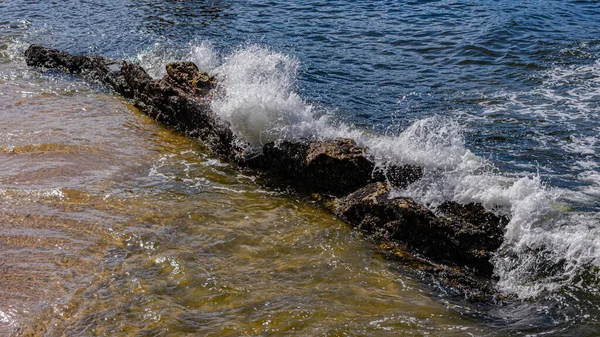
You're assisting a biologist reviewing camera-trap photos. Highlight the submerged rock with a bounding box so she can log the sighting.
[378,240,503,302]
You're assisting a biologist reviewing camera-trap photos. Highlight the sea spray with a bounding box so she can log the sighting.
[494,212,600,298]
[210,45,321,149]
[206,44,600,298]
[188,41,221,75]
[135,41,183,79]
[138,43,354,149]
[473,56,600,297]
[135,40,221,79]
[381,120,600,298]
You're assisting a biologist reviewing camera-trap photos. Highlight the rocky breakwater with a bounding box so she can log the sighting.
[25,45,509,301]
[25,44,238,157]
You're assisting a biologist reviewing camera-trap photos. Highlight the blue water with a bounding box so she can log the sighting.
[2,0,600,335]
[4,1,600,188]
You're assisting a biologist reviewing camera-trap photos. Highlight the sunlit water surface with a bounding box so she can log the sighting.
[2,1,600,336]
[0,58,487,336]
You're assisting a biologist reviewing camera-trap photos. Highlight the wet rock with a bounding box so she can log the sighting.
[25,44,241,158]
[25,45,509,300]
[25,45,423,194]
[377,241,503,302]
[303,138,374,195]
[245,138,423,196]
[372,163,423,188]
[163,61,215,96]
[334,182,507,277]
[421,265,503,302]
[436,200,508,275]
[244,138,371,196]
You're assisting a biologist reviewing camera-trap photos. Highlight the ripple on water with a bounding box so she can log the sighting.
[0,61,482,335]
[4,1,600,335]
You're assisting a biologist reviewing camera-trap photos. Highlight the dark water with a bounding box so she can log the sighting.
[1,1,600,336]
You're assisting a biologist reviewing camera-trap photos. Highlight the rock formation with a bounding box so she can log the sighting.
[25,45,509,301]
[334,182,507,277]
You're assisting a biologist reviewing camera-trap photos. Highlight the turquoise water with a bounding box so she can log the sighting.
[1,1,600,335]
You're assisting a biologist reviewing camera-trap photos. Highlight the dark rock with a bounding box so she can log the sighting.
[334,182,507,277]
[304,138,374,195]
[25,45,510,300]
[260,141,308,176]
[246,138,374,196]
[246,138,424,196]
[421,265,503,302]
[377,241,502,302]
[25,45,424,195]
[436,201,508,269]
[372,163,423,188]
[163,61,215,97]
[25,44,242,159]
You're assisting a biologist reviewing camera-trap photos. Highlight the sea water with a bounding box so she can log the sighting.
[1,1,600,336]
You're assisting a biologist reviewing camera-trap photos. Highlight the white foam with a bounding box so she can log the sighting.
[563,135,597,155]
[188,41,221,75]
[484,59,600,122]
[210,45,320,148]
[579,170,600,198]
[494,211,600,298]
[472,57,600,297]
[362,118,469,169]
[205,44,600,299]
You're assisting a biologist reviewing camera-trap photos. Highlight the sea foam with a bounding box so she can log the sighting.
[210,45,318,148]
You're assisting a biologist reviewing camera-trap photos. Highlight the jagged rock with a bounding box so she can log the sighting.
[25,45,423,195]
[246,138,422,196]
[259,138,374,195]
[436,200,507,271]
[25,45,510,300]
[259,141,309,177]
[163,61,215,96]
[25,44,240,158]
[304,138,374,193]
[334,182,507,276]
[242,139,369,196]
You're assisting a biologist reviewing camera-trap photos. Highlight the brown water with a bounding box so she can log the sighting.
[0,46,490,336]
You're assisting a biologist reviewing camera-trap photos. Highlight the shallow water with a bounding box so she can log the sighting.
[0,59,481,336]
[2,1,600,336]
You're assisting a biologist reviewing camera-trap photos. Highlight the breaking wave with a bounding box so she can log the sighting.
[136,41,600,299]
